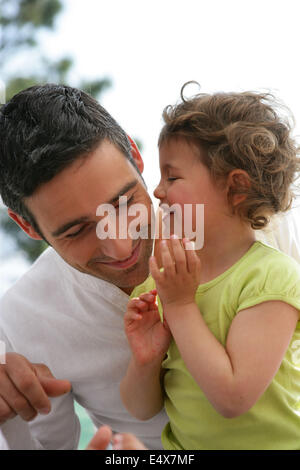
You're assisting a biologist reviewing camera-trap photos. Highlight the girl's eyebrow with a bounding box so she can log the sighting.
[162,163,179,171]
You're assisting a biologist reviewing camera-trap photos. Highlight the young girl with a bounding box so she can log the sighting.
[120,86,300,450]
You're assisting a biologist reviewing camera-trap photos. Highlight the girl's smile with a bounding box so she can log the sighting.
[154,137,229,239]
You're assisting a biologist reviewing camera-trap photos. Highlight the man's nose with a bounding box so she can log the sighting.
[100,237,134,261]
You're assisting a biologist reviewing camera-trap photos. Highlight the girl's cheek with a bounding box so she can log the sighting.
[167,186,194,206]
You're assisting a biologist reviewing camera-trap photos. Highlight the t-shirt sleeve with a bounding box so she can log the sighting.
[237,251,300,315]
[0,297,81,450]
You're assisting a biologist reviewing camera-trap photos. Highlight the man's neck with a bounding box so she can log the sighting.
[120,286,135,296]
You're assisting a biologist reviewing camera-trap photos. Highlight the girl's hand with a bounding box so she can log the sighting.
[149,235,201,309]
[124,290,171,367]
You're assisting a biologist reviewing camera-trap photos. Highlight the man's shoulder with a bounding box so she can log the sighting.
[0,247,63,308]
[256,207,300,263]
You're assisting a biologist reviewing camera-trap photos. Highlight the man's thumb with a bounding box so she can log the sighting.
[39,376,72,397]
[86,425,112,450]
[33,364,71,397]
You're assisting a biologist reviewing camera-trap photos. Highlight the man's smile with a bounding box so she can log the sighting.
[93,240,142,270]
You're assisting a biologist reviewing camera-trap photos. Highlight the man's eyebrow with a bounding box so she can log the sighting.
[51,216,90,238]
[106,179,138,205]
[51,180,138,238]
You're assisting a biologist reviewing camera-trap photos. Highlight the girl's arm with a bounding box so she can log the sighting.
[150,236,299,418]
[164,299,298,418]
[120,357,165,421]
[120,292,171,420]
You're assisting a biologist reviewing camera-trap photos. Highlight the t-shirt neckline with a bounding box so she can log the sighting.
[196,241,263,294]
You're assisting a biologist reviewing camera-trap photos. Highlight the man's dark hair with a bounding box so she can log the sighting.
[0,84,139,238]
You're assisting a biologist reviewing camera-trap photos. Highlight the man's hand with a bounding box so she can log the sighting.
[0,353,71,425]
[86,425,147,450]
[86,425,112,450]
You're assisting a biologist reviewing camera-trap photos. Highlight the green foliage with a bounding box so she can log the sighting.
[80,78,112,99]
[0,210,48,262]
[0,0,62,60]
[0,0,143,263]
[0,0,113,263]
[132,137,143,153]
[16,0,62,27]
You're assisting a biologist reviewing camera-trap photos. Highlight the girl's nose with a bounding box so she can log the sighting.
[153,181,166,201]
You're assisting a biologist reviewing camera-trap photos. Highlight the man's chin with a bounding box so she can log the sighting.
[88,263,150,293]
[68,239,153,293]
[86,249,152,292]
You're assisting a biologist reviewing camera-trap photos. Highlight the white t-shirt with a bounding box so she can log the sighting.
[255,205,300,263]
[0,248,168,450]
[0,206,299,450]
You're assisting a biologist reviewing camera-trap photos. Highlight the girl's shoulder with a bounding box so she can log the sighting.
[235,241,300,314]
[244,240,300,275]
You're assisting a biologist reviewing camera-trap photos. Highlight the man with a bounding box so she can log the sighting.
[0,84,299,451]
[0,84,168,449]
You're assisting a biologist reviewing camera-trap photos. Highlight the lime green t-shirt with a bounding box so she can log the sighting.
[131,241,300,450]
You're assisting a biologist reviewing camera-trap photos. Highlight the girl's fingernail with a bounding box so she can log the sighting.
[171,234,178,239]
[185,241,195,250]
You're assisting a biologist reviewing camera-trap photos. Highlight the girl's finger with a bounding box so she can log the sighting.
[184,239,201,274]
[135,299,151,312]
[170,235,187,274]
[149,256,162,283]
[127,298,148,313]
[149,289,157,296]
[124,307,142,324]
[139,292,156,304]
[160,240,175,276]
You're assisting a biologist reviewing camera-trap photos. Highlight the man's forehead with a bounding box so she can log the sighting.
[27,141,141,234]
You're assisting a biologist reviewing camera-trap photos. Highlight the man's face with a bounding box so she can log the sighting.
[26,140,153,294]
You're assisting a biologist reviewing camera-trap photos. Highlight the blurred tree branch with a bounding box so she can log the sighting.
[0,0,116,262]
[0,0,62,62]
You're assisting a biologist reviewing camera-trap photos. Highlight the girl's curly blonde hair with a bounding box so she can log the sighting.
[158,83,300,229]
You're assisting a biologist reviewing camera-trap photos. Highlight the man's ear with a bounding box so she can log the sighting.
[127,136,144,174]
[226,169,251,206]
[7,209,43,240]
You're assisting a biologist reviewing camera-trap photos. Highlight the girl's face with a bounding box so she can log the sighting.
[154,138,230,240]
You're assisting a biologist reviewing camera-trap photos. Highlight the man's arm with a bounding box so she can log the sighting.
[0,392,81,450]
[86,425,148,450]
[0,416,44,450]
[0,330,79,450]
